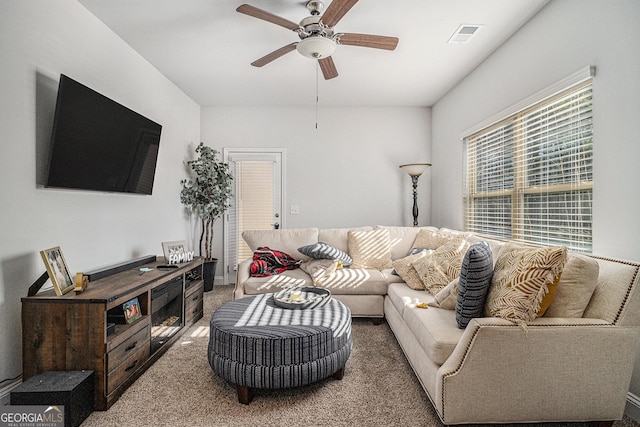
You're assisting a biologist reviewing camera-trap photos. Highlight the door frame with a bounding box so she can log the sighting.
[222,147,286,285]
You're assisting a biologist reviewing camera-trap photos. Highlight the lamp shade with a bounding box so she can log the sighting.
[296,36,337,59]
[399,163,431,177]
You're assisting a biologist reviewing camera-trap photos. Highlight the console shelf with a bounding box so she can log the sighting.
[21,257,204,410]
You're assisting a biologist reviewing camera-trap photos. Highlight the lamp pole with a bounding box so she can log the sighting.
[399,163,431,227]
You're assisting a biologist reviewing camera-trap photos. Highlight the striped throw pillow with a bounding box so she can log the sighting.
[455,241,494,328]
[485,243,567,327]
[298,242,353,267]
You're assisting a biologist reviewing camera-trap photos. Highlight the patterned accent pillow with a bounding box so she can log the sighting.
[391,250,434,290]
[300,258,340,285]
[429,278,459,309]
[298,242,352,267]
[484,243,567,327]
[411,228,454,250]
[455,241,494,328]
[348,228,393,269]
[413,238,470,295]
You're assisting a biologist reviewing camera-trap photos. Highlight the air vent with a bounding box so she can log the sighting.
[448,24,483,44]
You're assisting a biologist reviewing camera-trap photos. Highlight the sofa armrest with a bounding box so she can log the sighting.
[233,259,252,300]
[435,317,640,424]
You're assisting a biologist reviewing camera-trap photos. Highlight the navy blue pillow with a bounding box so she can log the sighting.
[298,242,352,267]
[455,241,494,329]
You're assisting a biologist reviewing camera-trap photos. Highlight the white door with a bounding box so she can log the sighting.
[223,148,285,284]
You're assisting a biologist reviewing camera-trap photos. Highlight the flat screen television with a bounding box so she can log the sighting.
[46,74,162,195]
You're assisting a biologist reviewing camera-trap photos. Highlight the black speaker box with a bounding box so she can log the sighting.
[10,370,94,427]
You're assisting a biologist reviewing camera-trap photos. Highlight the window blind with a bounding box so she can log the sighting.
[228,160,275,271]
[464,81,593,252]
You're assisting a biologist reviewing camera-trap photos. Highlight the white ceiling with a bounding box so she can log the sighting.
[78,0,550,107]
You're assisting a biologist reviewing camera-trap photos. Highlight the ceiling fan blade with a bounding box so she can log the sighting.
[337,33,399,50]
[318,57,338,80]
[320,0,359,28]
[236,4,301,32]
[251,43,298,67]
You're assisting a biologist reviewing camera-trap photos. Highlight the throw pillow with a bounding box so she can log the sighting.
[412,238,470,295]
[391,248,430,276]
[391,250,433,290]
[411,228,454,251]
[544,253,599,318]
[300,258,340,285]
[484,243,568,327]
[298,242,353,267]
[429,278,459,309]
[455,241,494,328]
[348,228,393,269]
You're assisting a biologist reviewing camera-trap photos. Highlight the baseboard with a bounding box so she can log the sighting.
[0,376,22,406]
[626,392,640,422]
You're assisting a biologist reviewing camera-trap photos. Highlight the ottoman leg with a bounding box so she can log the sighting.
[333,366,345,380]
[236,385,255,405]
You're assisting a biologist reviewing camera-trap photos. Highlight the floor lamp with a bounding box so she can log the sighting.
[399,163,431,226]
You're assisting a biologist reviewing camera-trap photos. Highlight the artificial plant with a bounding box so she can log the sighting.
[180,142,233,260]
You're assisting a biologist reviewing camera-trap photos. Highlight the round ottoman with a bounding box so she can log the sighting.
[208,293,352,404]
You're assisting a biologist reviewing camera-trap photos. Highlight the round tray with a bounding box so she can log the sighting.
[273,287,332,310]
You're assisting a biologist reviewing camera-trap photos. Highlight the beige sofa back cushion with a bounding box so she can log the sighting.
[242,228,319,261]
[318,226,372,254]
[379,226,435,260]
[543,253,599,318]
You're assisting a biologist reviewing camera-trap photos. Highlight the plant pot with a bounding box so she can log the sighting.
[203,258,217,292]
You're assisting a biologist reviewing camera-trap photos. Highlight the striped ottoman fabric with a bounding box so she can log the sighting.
[208,293,352,403]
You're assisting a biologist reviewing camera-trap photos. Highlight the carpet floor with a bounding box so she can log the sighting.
[81,285,640,427]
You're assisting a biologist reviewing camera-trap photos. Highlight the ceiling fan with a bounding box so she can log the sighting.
[236,0,399,80]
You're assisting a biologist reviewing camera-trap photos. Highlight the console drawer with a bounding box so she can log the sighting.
[107,324,150,373]
[185,284,204,324]
[106,344,149,395]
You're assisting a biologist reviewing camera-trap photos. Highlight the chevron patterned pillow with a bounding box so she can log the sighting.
[484,243,567,327]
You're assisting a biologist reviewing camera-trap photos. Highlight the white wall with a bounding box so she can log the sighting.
[201,106,432,274]
[431,0,640,412]
[0,0,200,385]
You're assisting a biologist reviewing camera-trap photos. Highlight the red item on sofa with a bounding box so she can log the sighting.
[249,247,300,277]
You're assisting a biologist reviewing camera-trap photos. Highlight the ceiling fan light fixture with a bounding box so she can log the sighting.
[296,36,336,59]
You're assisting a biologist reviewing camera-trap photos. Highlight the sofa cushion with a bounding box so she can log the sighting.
[411,228,454,250]
[455,241,494,328]
[413,238,471,295]
[243,269,313,294]
[392,250,434,290]
[379,226,429,260]
[544,253,599,318]
[485,243,568,326]
[318,226,371,254]
[320,269,388,295]
[348,228,393,269]
[242,228,318,260]
[298,242,352,267]
[402,296,465,365]
[387,282,434,319]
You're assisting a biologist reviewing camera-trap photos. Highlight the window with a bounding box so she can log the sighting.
[463,77,593,253]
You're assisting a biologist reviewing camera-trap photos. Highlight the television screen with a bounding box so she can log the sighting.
[46,74,162,195]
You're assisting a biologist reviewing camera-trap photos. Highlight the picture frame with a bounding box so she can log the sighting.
[123,297,142,324]
[161,240,194,264]
[40,246,75,296]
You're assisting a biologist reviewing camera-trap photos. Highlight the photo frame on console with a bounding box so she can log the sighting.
[161,240,193,264]
[123,297,142,324]
[40,246,74,296]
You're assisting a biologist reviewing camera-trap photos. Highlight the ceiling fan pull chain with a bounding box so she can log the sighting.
[316,61,319,129]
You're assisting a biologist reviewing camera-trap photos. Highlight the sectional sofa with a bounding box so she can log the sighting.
[233,225,640,425]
